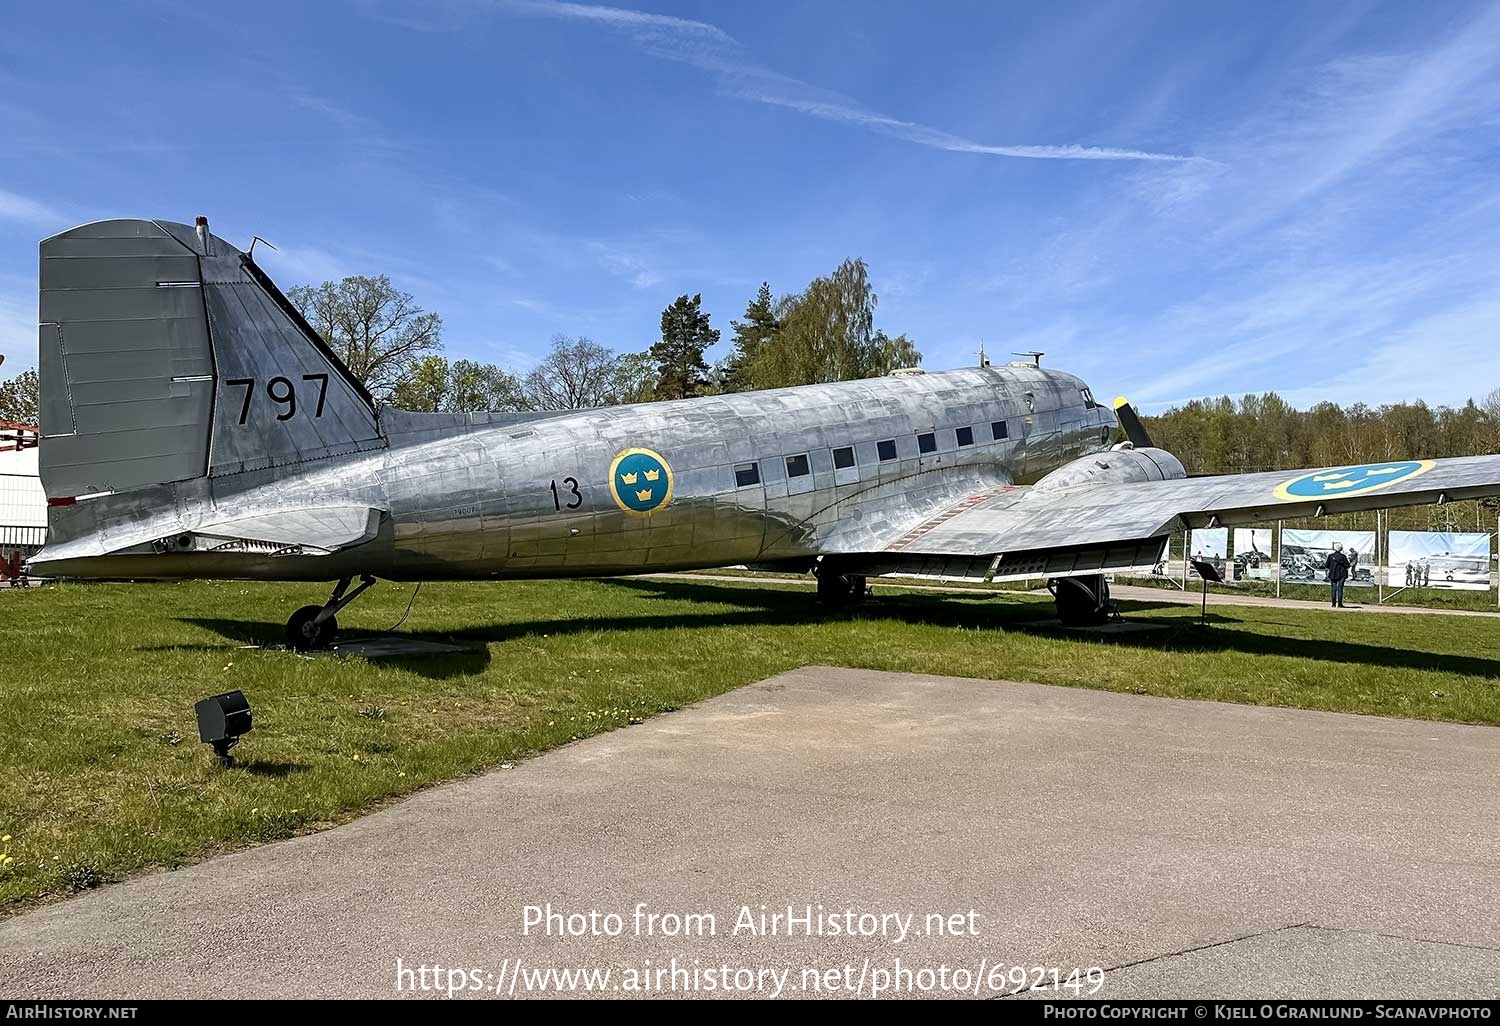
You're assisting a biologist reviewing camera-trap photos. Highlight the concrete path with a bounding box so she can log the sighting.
[3,668,1497,999]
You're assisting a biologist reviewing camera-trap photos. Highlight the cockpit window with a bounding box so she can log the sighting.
[1080,387,1100,409]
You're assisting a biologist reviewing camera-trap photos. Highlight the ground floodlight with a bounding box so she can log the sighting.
[195,691,252,765]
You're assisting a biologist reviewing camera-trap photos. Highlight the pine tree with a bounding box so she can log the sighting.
[651,294,718,400]
[724,282,779,392]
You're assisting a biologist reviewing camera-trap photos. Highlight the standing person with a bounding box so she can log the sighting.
[1325,543,1351,608]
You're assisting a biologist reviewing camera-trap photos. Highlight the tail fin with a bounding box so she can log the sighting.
[37,218,384,502]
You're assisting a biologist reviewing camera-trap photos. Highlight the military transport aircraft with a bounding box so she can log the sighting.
[27,218,1500,648]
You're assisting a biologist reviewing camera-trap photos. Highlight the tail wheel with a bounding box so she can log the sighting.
[287,605,337,651]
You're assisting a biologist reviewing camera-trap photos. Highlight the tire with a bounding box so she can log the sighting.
[1051,575,1111,627]
[817,569,868,608]
[286,605,337,651]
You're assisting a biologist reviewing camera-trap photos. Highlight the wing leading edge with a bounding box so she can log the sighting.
[833,454,1500,582]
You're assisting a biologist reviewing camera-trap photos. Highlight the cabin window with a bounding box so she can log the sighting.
[833,446,856,469]
[956,426,974,447]
[992,420,1009,441]
[734,462,760,487]
[877,439,898,462]
[785,453,810,478]
[917,432,937,454]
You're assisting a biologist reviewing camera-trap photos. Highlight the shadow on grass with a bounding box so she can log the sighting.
[180,577,1500,682]
[235,760,308,778]
[612,578,1500,680]
[170,618,493,680]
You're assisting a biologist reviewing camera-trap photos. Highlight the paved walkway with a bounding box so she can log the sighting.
[3,668,1496,999]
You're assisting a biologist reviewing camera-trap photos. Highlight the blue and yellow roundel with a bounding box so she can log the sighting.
[1273,459,1434,502]
[609,447,674,514]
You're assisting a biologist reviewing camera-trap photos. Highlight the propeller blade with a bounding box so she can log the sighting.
[1113,396,1155,448]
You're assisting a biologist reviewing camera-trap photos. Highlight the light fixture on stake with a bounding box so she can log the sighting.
[195,691,252,766]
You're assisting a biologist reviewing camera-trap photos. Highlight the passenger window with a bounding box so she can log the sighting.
[785,453,810,478]
[956,426,974,447]
[877,439,898,462]
[734,462,760,487]
[992,420,1008,441]
[833,446,856,469]
[917,432,937,454]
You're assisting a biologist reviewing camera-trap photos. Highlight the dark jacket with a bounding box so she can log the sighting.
[1325,551,1350,583]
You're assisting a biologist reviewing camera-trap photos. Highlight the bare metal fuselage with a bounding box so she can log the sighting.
[35,365,1115,583]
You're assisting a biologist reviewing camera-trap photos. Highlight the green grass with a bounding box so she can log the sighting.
[1119,573,1500,611]
[2,575,1499,914]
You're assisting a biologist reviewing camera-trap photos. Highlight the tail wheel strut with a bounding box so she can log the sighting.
[286,574,376,651]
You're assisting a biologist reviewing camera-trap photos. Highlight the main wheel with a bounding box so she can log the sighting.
[1050,575,1112,627]
[817,569,868,608]
[286,605,338,651]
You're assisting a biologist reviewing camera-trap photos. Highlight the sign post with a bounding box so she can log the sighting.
[1275,521,1282,599]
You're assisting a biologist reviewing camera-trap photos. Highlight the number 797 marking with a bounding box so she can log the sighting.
[225,374,330,424]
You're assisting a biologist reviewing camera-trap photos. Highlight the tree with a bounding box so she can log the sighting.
[651,294,718,400]
[722,282,779,393]
[389,356,524,414]
[389,355,451,413]
[610,350,658,405]
[522,335,620,411]
[751,258,920,388]
[287,275,443,401]
[0,369,39,424]
[447,359,524,413]
[870,330,922,375]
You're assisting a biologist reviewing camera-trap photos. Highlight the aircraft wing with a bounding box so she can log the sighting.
[830,455,1500,581]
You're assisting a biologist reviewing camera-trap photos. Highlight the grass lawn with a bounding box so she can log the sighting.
[1118,573,1500,612]
[2,575,1499,914]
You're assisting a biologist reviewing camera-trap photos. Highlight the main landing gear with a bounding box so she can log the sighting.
[816,565,869,609]
[1048,574,1116,627]
[286,574,377,651]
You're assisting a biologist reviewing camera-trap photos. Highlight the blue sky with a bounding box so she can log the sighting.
[3,0,1500,410]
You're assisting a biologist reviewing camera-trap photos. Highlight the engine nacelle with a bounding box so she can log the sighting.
[1030,447,1186,495]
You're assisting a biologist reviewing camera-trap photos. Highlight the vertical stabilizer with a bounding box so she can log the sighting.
[37,218,386,503]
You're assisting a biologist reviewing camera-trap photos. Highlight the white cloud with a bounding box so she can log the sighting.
[507,0,1199,163]
[586,241,662,289]
[988,9,1500,413]
[0,188,62,228]
[0,284,36,371]
[1141,4,1500,241]
[254,244,352,287]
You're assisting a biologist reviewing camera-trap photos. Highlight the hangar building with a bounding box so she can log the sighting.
[0,425,45,581]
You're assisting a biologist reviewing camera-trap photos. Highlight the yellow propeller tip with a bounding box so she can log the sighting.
[1113,396,1130,410]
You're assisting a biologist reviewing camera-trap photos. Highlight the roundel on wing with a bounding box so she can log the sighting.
[1272,460,1434,502]
[609,448,674,514]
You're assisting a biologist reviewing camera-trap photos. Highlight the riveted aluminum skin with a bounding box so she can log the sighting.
[30,219,1500,586]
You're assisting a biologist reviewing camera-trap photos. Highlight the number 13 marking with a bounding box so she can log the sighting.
[550,477,582,510]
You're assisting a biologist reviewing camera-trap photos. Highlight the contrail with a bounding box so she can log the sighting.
[511,0,1201,163]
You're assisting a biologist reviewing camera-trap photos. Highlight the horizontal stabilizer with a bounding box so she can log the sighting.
[195,506,383,554]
